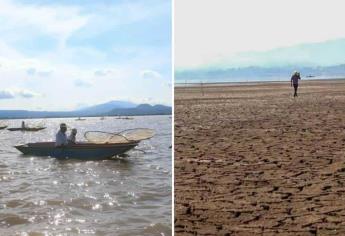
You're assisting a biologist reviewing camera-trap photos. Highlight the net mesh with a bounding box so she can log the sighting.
[24,120,46,129]
[84,128,155,144]
[119,128,155,141]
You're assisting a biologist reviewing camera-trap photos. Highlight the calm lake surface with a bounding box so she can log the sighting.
[0,116,172,236]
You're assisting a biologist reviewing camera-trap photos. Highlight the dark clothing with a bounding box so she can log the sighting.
[293,84,298,97]
[291,73,301,97]
[291,74,301,85]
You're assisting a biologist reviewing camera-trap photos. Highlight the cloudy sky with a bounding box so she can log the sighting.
[0,0,171,110]
[175,0,345,71]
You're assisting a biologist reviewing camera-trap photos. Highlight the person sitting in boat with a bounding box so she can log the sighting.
[55,123,68,147]
[68,128,77,144]
[21,121,25,129]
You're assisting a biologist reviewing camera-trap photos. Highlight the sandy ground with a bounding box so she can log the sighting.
[175,79,345,235]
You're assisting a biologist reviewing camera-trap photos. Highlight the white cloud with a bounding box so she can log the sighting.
[94,69,112,77]
[26,68,36,75]
[0,1,172,109]
[75,103,89,110]
[0,88,40,99]
[73,1,169,40]
[26,67,53,77]
[0,51,55,75]
[175,0,345,69]
[37,70,53,77]
[0,40,22,60]
[74,79,93,88]
[0,90,14,99]
[0,0,89,45]
[17,89,41,98]
[140,70,162,80]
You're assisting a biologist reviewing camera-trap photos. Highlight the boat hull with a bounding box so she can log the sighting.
[0,126,7,130]
[8,127,46,132]
[15,142,138,160]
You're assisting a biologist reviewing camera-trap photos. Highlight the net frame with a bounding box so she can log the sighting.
[84,128,155,144]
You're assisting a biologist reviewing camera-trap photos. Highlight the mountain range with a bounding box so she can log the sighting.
[77,101,137,116]
[0,101,171,119]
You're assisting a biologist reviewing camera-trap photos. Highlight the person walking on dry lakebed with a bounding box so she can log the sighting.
[291,71,301,97]
[175,0,345,235]
[175,80,345,235]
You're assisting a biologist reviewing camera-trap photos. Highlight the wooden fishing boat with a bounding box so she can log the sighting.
[7,127,46,132]
[14,141,139,160]
[76,117,86,121]
[116,116,134,120]
[0,125,8,130]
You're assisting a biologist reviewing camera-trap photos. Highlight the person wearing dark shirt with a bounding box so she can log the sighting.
[291,71,301,97]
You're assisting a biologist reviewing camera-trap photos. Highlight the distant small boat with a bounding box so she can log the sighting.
[15,141,139,160]
[116,116,134,120]
[306,75,315,78]
[0,125,8,130]
[8,127,46,132]
[76,117,86,121]
[100,117,105,120]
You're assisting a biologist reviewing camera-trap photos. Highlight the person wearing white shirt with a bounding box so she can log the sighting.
[68,128,77,144]
[55,123,68,147]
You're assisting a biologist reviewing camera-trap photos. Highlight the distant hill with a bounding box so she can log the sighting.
[77,100,137,115]
[176,64,345,82]
[0,101,171,119]
[109,104,172,116]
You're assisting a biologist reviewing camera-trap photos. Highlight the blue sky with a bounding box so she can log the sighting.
[175,0,345,72]
[0,0,171,110]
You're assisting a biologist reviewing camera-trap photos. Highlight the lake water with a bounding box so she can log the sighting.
[0,116,172,236]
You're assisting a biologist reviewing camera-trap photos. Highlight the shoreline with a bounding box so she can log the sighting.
[174,77,345,87]
[0,114,171,121]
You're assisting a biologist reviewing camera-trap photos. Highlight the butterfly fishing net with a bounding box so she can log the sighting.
[84,128,155,144]
[23,120,46,129]
[32,121,46,128]
[119,128,155,141]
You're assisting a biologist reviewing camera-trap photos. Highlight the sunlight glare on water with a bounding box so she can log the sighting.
[0,116,171,236]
